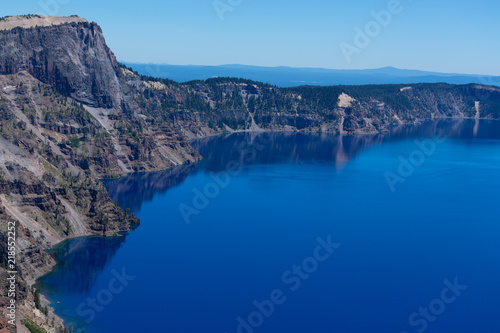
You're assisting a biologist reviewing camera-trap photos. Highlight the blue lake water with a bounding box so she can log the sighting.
[37,119,500,333]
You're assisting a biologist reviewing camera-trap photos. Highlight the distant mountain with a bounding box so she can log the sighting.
[121,63,500,87]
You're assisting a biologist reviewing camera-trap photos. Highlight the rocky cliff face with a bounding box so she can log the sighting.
[127,76,500,138]
[0,16,199,259]
[0,15,120,108]
[0,15,200,179]
[0,16,156,332]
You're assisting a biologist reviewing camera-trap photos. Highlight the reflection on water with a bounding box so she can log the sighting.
[103,163,197,212]
[106,119,500,215]
[36,119,500,332]
[193,119,500,171]
[37,236,126,295]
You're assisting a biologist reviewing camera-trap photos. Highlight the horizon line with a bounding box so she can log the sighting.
[117,62,498,77]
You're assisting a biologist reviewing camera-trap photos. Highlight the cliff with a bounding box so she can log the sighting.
[0,15,119,108]
[126,75,500,137]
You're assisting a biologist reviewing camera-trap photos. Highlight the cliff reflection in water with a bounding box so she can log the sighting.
[103,163,197,213]
[191,118,483,173]
[37,236,126,295]
[105,119,499,214]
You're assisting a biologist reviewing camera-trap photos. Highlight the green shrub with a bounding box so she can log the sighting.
[68,135,80,148]
[21,319,47,333]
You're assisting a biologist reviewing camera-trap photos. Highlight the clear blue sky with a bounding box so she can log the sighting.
[2,0,500,75]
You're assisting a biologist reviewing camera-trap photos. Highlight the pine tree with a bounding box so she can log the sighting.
[34,289,41,310]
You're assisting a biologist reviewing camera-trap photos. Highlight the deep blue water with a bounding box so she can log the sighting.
[37,120,500,333]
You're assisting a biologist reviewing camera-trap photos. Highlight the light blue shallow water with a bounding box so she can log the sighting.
[37,120,500,333]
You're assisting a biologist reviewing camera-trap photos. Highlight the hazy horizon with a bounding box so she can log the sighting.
[119,62,499,77]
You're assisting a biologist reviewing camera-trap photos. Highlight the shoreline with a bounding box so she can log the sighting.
[32,233,131,331]
[186,116,498,142]
[30,116,498,331]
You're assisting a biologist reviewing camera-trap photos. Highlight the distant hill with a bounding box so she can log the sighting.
[121,63,500,87]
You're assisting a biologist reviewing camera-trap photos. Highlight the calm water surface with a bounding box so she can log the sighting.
[37,120,500,333]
